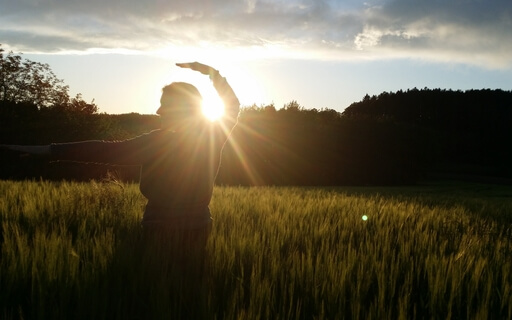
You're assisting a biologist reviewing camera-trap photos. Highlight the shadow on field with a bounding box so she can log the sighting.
[98,225,212,320]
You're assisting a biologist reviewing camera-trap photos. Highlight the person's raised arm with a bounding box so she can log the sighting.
[176,62,240,130]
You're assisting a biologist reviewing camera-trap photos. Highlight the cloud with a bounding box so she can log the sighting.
[356,0,512,67]
[1,0,511,68]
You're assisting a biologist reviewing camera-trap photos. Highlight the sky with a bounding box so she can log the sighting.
[1,0,511,115]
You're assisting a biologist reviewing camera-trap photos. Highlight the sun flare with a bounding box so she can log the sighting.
[201,91,225,121]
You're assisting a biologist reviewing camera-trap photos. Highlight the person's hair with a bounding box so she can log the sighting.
[157,82,203,115]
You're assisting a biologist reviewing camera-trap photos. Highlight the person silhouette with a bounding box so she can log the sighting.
[2,61,239,260]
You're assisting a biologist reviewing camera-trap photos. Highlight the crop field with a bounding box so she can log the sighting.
[1,180,511,319]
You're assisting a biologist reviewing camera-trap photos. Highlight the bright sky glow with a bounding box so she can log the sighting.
[1,0,511,114]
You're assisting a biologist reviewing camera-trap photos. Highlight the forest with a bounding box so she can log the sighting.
[1,46,512,186]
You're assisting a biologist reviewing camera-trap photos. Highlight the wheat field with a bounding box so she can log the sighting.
[1,180,511,319]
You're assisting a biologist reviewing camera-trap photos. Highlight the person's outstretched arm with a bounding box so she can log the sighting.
[1,132,155,165]
[1,144,51,155]
[176,62,240,131]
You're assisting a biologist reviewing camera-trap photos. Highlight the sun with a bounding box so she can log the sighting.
[201,89,225,121]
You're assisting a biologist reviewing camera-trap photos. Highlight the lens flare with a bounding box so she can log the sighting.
[362,215,368,221]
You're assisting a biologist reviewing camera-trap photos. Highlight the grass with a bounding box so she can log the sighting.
[1,180,511,319]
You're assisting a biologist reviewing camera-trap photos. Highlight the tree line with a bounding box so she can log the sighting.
[1,46,511,185]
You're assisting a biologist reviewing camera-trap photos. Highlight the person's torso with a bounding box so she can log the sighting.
[139,129,223,210]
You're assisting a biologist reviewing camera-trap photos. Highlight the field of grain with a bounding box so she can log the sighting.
[1,180,511,319]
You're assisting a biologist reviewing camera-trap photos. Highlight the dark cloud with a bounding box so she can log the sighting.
[353,0,512,66]
[381,0,510,25]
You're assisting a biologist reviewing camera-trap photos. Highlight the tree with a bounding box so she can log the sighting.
[50,93,98,115]
[0,44,97,113]
[0,45,69,107]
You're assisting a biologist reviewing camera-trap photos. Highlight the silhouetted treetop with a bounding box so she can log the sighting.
[343,88,512,133]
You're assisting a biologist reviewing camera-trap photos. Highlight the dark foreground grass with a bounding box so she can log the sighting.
[1,180,511,319]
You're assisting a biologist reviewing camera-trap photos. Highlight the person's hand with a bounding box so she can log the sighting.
[176,62,218,77]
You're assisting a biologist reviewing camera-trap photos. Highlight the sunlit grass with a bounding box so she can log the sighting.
[1,181,511,319]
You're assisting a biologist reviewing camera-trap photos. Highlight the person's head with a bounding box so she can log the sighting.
[157,82,203,130]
